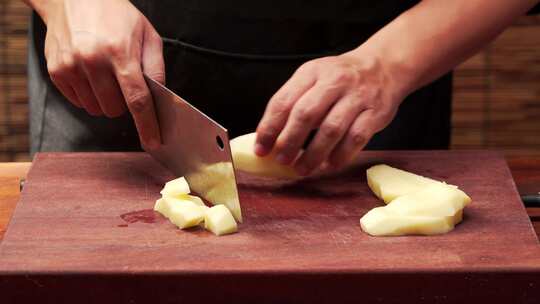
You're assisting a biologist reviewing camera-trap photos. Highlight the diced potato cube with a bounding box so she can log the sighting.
[160,177,190,197]
[204,205,238,236]
[168,203,206,229]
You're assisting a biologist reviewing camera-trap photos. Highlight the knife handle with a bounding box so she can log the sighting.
[522,195,540,208]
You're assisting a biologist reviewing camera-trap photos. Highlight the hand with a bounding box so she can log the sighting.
[37,0,164,150]
[255,53,405,176]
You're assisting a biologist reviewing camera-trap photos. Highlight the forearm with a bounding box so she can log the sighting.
[348,0,539,98]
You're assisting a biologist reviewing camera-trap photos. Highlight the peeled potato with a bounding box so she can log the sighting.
[386,183,471,221]
[204,205,238,236]
[366,164,443,204]
[361,164,472,237]
[230,133,298,179]
[187,162,242,223]
[168,202,206,229]
[360,207,455,236]
[154,198,169,217]
[160,177,190,198]
[163,194,206,208]
[155,195,206,229]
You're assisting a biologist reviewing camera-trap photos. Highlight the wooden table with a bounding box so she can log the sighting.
[1,152,539,241]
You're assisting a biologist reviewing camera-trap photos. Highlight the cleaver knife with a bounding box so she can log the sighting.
[144,75,242,222]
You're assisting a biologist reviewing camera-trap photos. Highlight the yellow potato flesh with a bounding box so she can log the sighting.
[360,207,455,236]
[230,133,298,179]
[386,183,471,219]
[187,162,242,222]
[160,177,190,198]
[168,203,206,229]
[154,196,206,229]
[204,205,238,236]
[361,164,472,237]
[366,164,442,204]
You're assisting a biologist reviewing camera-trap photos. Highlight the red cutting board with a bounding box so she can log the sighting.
[0,151,539,303]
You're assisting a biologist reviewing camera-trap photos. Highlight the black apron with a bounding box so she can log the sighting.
[28,0,452,155]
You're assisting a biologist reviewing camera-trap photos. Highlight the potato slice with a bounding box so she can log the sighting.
[386,182,471,222]
[230,133,298,179]
[367,164,444,204]
[187,162,243,223]
[204,205,238,236]
[168,203,206,229]
[361,165,472,237]
[160,177,190,198]
[360,207,455,236]
[153,198,169,217]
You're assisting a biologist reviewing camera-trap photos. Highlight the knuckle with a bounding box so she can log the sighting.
[293,106,316,125]
[350,130,368,146]
[125,91,151,114]
[73,46,99,63]
[320,121,343,138]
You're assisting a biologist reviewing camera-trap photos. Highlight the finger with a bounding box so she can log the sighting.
[54,81,82,108]
[328,110,377,168]
[294,95,363,175]
[272,83,343,165]
[255,68,316,156]
[114,62,161,150]
[82,61,127,118]
[142,23,165,85]
[47,47,82,108]
[71,68,104,116]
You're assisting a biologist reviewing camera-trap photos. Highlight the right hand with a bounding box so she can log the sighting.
[36,0,164,150]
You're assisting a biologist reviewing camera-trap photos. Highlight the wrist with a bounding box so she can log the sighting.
[24,0,62,25]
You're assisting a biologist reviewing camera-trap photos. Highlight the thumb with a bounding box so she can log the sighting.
[142,21,165,85]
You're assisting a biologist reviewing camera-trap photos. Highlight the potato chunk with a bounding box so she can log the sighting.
[230,133,298,179]
[204,205,238,236]
[168,202,206,229]
[160,177,190,198]
[187,162,242,222]
[155,196,206,229]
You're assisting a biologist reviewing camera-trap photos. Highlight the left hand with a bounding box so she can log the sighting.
[255,53,405,176]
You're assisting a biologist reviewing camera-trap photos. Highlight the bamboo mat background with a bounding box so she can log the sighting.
[1,2,540,161]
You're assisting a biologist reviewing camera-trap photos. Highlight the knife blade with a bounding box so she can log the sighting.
[144,75,242,222]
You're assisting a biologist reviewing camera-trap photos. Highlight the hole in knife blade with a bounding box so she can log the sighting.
[216,135,225,151]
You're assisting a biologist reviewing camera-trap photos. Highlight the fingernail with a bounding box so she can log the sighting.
[275,153,289,165]
[254,143,268,156]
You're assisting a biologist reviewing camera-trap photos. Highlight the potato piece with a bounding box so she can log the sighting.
[230,133,298,179]
[366,164,445,204]
[153,198,169,217]
[163,194,206,208]
[386,183,471,222]
[204,205,238,236]
[160,177,190,197]
[187,162,243,223]
[360,207,455,236]
[361,165,472,237]
[168,202,206,229]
